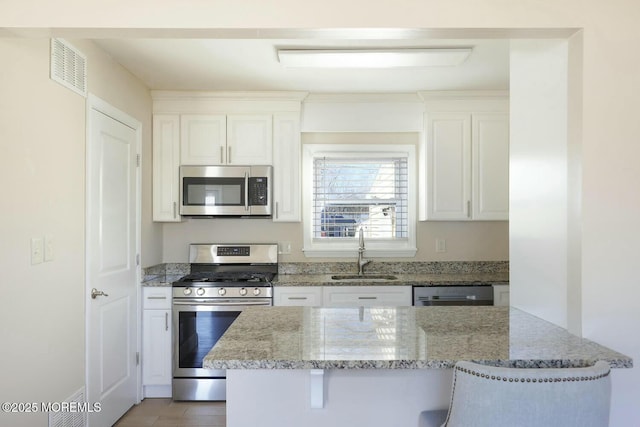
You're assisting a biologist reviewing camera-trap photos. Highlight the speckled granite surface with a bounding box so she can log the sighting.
[142,263,189,286]
[273,272,508,286]
[279,261,508,275]
[203,306,632,370]
[141,261,509,287]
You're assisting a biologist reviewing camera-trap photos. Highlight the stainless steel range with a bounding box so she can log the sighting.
[172,243,277,401]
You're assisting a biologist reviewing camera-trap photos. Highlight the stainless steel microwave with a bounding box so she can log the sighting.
[179,165,272,217]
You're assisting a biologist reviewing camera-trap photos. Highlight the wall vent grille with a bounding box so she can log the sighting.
[50,38,87,97]
[48,387,88,427]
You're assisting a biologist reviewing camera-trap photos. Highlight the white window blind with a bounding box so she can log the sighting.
[312,156,409,240]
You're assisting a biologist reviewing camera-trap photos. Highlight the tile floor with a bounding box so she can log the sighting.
[113,398,226,427]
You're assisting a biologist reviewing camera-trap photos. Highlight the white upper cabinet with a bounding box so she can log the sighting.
[272,112,301,222]
[151,91,307,222]
[226,115,273,165]
[420,94,509,221]
[180,114,226,165]
[472,113,509,220]
[424,112,473,220]
[181,114,272,165]
[152,114,182,222]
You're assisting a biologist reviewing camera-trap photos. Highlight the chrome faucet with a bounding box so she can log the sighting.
[357,227,372,276]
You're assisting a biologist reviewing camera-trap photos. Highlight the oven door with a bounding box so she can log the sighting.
[172,298,270,378]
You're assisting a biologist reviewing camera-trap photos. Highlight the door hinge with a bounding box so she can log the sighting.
[136,154,140,167]
[136,352,140,366]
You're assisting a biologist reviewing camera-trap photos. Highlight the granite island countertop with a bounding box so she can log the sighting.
[203,306,632,370]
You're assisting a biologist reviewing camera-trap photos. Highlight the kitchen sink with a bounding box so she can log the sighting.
[330,274,398,281]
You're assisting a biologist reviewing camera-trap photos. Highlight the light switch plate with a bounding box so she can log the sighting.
[31,237,44,264]
[44,234,54,262]
[435,238,447,253]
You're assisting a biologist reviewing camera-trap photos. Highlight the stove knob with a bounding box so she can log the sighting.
[239,287,248,296]
[253,287,261,296]
[196,288,205,296]
[183,288,192,296]
[218,288,227,296]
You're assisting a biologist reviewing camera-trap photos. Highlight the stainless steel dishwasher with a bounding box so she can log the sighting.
[413,285,494,306]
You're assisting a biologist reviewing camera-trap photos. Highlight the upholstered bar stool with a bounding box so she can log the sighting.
[419,360,611,427]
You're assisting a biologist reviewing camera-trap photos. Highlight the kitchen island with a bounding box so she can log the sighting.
[204,306,631,427]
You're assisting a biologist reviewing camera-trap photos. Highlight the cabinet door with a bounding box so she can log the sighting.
[226,115,273,165]
[274,287,323,306]
[142,309,172,386]
[425,113,472,220]
[152,114,182,222]
[472,113,509,220]
[322,286,412,307]
[272,113,301,222]
[180,114,226,165]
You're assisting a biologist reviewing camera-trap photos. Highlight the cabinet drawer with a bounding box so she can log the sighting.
[274,287,323,306]
[322,286,412,307]
[142,287,172,309]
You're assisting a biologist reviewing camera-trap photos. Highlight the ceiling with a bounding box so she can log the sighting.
[94,38,510,92]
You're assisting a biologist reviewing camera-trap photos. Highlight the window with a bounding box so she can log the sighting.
[303,144,417,257]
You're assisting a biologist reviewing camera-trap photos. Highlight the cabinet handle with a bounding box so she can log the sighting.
[220,146,224,164]
[147,296,167,300]
[165,312,169,331]
[358,296,377,300]
[173,202,177,219]
[275,201,279,219]
[228,146,232,164]
[288,297,308,300]
[467,200,471,218]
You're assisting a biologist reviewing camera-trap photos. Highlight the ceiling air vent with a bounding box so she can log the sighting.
[50,38,87,97]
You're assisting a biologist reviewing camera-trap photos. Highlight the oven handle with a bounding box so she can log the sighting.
[173,300,272,307]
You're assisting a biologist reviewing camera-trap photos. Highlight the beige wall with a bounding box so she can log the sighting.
[2,0,640,425]
[0,38,154,427]
[162,131,509,263]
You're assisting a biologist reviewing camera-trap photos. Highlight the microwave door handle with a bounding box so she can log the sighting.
[244,172,249,211]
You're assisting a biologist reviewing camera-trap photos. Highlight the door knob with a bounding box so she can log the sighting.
[91,288,109,299]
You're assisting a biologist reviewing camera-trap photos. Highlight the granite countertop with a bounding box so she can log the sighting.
[141,274,183,287]
[273,272,509,287]
[203,306,632,370]
[141,261,509,287]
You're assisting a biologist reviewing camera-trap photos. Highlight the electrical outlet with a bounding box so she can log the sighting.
[278,241,292,255]
[44,234,54,262]
[31,237,44,264]
[435,238,447,253]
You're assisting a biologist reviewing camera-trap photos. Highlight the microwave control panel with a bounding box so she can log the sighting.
[249,177,268,205]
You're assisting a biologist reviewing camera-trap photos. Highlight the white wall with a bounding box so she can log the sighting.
[0,38,86,427]
[0,38,154,427]
[509,39,569,328]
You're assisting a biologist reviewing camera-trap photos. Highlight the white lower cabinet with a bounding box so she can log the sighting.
[142,287,172,398]
[493,284,510,306]
[274,287,323,306]
[322,286,412,307]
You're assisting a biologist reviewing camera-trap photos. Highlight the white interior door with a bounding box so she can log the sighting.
[86,99,140,427]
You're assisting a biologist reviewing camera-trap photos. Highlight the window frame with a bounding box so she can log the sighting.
[302,143,417,258]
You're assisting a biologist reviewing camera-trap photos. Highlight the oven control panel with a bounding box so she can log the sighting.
[216,246,250,256]
[174,286,273,299]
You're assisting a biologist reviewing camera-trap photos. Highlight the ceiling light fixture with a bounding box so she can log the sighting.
[277,48,473,68]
